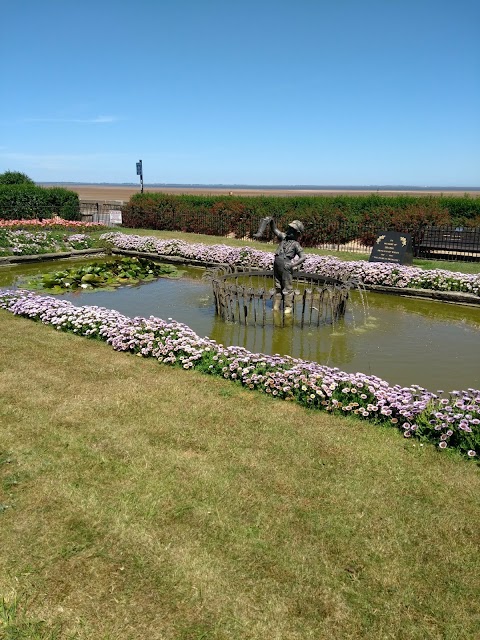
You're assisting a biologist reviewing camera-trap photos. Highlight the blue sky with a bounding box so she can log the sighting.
[1,0,479,186]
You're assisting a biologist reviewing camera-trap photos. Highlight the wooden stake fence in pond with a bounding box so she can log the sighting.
[209,268,353,328]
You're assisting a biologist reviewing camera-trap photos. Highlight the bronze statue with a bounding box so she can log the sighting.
[254,217,306,312]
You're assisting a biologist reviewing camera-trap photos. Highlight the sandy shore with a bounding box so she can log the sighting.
[41,184,480,203]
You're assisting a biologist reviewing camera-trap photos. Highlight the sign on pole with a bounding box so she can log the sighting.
[136,160,144,193]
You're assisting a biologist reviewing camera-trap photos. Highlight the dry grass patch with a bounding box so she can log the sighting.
[0,310,479,639]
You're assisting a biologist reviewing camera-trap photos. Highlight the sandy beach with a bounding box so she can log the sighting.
[40,184,480,203]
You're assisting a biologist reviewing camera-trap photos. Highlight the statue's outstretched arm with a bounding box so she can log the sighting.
[253,217,284,240]
[269,218,284,240]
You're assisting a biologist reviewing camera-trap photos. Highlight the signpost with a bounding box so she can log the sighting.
[136,159,143,193]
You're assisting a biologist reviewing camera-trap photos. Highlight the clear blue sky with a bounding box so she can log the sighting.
[1,0,479,186]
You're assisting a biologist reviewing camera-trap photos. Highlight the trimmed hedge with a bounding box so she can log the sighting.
[122,192,480,247]
[0,184,81,221]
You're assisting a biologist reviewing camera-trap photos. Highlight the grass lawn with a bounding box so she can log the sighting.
[0,310,479,639]
[97,227,480,275]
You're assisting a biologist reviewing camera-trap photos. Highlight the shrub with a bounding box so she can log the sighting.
[0,185,80,221]
[0,170,35,185]
[44,187,81,220]
[358,200,451,247]
[121,192,480,245]
[0,185,46,219]
[122,193,179,230]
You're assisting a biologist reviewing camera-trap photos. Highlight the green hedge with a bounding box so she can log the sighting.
[0,184,81,221]
[122,192,480,247]
[0,170,35,185]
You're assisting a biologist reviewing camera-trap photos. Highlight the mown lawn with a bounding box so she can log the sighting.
[0,310,479,639]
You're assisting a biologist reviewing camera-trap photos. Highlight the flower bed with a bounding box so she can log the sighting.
[0,289,478,459]
[0,229,95,256]
[0,216,107,231]
[100,232,480,297]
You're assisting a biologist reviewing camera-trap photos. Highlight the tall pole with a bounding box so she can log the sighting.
[136,159,143,193]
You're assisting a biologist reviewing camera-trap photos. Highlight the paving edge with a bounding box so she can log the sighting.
[0,248,105,264]
[362,284,480,307]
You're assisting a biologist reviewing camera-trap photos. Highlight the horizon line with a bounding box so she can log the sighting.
[37,182,480,191]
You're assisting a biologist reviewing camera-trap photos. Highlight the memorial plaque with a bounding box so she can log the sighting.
[369,231,413,265]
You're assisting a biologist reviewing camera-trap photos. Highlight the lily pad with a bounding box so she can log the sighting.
[22,257,183,292]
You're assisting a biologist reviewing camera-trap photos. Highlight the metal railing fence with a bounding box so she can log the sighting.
[5,201,480,262]
[92,204,480,262]
[114,206,480,261]
[414,226,480,261]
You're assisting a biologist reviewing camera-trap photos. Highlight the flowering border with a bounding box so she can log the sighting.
[0,230,96,256]
[0,289,478,459]
[0,216,107,230]
[100,233,480,297]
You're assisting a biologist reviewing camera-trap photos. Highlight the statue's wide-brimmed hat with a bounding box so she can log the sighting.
[288,220,305,233]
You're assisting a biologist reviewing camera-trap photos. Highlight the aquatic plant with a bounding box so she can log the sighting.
[23,257,182,292]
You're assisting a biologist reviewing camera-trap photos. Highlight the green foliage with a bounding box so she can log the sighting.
[122,192,480,247]
[0,170,35,185]
[42,187,81,220]
[0,594,62,639]
[358,199,452,247]
[24,257,182,292]
[0,229,96,256]
[0,185,46,219]
[0,185,80,221]
[414,405,480,458]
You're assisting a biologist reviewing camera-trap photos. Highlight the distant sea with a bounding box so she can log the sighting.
[39,182,480,192]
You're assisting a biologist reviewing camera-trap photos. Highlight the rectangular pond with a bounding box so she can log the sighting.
[1,255,480,392]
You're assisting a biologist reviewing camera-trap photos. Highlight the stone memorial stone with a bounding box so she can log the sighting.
[369,231,413,265]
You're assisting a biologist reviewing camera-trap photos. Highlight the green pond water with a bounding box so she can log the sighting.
[1,256,480,392]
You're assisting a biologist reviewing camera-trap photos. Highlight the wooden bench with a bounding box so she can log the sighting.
[416,227,480,261]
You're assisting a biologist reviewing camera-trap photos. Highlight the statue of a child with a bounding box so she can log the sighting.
[255,217,306,312]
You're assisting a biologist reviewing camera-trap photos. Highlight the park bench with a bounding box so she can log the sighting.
[416,226,480,261]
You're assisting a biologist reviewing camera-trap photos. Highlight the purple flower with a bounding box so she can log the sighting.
[99,232,480,297]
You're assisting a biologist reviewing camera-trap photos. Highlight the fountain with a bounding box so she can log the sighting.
[210,267,352,327]
[210,216,354,327]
